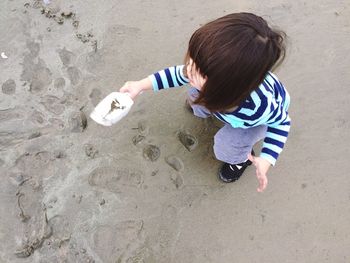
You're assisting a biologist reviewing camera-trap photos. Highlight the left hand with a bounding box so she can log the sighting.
[247,153,271,192]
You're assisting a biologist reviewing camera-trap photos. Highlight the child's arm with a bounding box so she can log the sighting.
[119,78,153,100]
[261,117,291,166]
[119,65,189,100]
[148,65,189,91]
[249,117,290,192]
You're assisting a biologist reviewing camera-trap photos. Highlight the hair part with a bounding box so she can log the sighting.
[185,12,286,112]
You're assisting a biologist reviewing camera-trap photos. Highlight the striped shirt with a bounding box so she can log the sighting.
[149,65,291,166]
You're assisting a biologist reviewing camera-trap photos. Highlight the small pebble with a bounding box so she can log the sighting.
[54,150,65,159]
[61,11,73,18]
[48,196,58,203]
[72,20,79,28]
[54,16,64,24]
[151,170,158,176]
[28,131,41,139]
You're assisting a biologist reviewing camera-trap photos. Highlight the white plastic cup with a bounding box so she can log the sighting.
[90,92,134,126]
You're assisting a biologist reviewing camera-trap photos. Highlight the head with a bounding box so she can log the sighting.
[185,12,286,112]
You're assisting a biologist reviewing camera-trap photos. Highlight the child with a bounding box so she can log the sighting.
[120,13,291,192]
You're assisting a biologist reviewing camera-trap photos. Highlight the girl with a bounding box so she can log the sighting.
[120,13,291,192]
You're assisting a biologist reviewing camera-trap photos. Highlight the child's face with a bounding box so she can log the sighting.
[186,58,207,90]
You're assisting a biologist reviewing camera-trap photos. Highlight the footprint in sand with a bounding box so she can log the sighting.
[48,214,71,239]
[48,118,65,130]
[15,151,52,171]
[29,110,45,125]
[148,204,179,257]
[1,79,16,95]
[89,88,102,106]
[66,66,82,85]
[88,166,143,193]
[142,144,160,161]
[54,77,66,89]
[40,95,65,115]
[93,220,144,261]
[177,130,198,151]
[69,111,87,132]
[170,174,184,189]
[0,107,24,122]
[58,47,76,67]
[165,155,184,172]
[21,41,52,93]
[29,67,53,93]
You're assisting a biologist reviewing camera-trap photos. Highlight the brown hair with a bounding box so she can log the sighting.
[185,12,286,112]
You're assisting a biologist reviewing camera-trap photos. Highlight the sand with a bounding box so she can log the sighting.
[1,0,350,262]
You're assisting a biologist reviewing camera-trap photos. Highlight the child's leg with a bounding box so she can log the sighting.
[187,88,211,118]
[214,124,267,164]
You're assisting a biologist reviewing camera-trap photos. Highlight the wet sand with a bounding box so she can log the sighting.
[1,0,350,262]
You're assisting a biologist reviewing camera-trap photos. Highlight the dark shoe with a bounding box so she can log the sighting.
[218,151,255,183]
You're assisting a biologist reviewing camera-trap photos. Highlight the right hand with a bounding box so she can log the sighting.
[119,81,143,100]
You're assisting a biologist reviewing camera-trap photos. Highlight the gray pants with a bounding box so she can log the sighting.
[188,88,267,164]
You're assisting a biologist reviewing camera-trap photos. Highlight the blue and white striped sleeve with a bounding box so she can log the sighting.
[260,74,291,166]
[260,114,291,166]
[148,65,189,91]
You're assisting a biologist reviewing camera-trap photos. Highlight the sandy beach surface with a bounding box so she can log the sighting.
[1,0,350,262]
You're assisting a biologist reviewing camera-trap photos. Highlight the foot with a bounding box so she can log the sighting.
[218,151,255,183]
